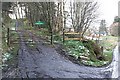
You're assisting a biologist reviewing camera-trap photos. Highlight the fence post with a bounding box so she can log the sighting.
[7,28,10,46]
[63,28,65,44]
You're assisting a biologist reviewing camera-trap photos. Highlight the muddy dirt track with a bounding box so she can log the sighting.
[3,30,114,79]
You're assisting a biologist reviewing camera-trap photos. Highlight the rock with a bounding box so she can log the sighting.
[79,56,90,60]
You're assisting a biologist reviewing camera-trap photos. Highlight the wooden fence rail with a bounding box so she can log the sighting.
[64,32,82,41]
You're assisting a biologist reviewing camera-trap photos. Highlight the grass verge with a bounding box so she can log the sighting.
[2,29,20,76]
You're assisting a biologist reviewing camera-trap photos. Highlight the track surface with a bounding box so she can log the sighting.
[5,30,115,78]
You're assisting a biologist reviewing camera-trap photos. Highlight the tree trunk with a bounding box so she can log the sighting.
[48,2,53,45]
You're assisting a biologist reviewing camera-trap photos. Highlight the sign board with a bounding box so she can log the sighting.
[35,21,45,25]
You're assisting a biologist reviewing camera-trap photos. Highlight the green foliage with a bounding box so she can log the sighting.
[99,36,116,62]
[64,40,112,67]
[103,51,112,62]
[2,2,12,11]
[64,40,89,59]
[114,16,120,23]
[2,52,12,62]
[81,60,109,67]
[101,36,117,47]
[2,30,20,69]
[53,34,62,43]
[82,40,99,61]
[99,20,108,35]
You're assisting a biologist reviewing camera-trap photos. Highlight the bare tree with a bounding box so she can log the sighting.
[69,1,99,38]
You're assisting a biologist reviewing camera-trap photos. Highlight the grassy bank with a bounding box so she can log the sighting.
[2,29,20,73]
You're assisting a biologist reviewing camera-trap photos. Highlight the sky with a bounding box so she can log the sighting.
[96,0,119,27]
[64,0,119,28]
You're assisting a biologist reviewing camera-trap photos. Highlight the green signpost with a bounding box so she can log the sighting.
[35,21,45,25]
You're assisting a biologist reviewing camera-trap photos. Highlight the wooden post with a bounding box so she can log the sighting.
[79,32,81,41]
[101,46,103,54]
[63,28,65,44]
[7,28,10,46]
